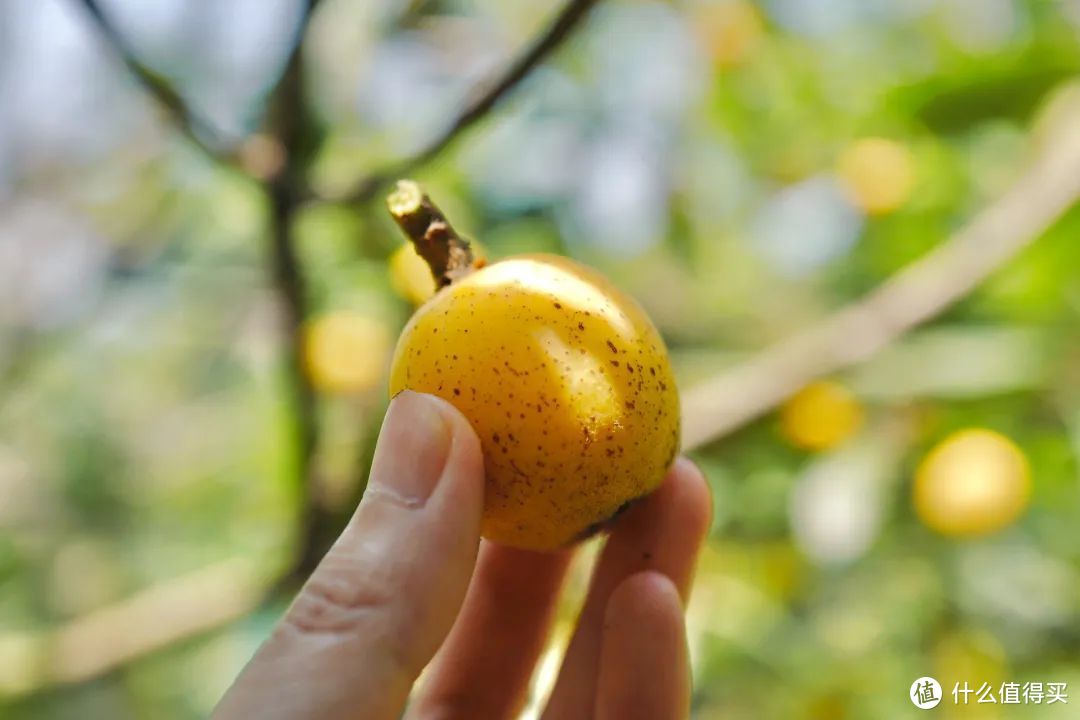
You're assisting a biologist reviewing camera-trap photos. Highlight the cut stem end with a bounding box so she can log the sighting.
[386,179,476,288]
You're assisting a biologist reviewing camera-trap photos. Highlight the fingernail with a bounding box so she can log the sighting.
[368,391,453,506]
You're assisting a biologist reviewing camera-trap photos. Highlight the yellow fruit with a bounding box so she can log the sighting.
[837,137,916,215]
[304,311,391,394]
[914,428,1031,537]
[780,380,863,452]
[390,253,680,550]
[390,240,488,306]
[389,242,438,306]
[693,0,765,70]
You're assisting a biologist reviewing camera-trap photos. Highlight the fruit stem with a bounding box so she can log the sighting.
[386,180,477,288]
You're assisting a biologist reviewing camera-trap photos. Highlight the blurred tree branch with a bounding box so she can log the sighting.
[9,112,1080,697]
[264,10,329,584]
[335,0,601,205]
[75,0,237,163]
[682,121,1080,450]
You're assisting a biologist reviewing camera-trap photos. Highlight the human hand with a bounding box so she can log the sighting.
[214,390,711,720]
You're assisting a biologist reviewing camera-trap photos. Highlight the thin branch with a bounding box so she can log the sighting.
[74,0,235,163]
[337,0,601,205]
[681,121,1080,450]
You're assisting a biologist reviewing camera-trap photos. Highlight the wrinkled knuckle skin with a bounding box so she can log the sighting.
[284,573,395,636]
[280,563,426,680]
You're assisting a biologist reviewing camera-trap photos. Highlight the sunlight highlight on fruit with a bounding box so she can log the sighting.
[913,428,1031,537]
[303,311,391,395]
[837,137,916,215]
[780,380,863,451]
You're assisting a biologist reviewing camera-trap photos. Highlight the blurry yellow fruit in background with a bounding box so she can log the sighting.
[693,0,765,70]
[837,137,916,215]
[914,429,1031,538]
[303,311,391,394]
[780,380,863,451]
[390,240,487,306]
[389,242,437,306]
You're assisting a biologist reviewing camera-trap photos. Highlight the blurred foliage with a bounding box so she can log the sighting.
[2,0,1080,718]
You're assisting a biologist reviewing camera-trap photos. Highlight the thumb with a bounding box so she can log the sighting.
[215,391,485,720]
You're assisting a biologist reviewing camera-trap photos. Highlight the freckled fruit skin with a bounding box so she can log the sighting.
[389,254,680,551]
